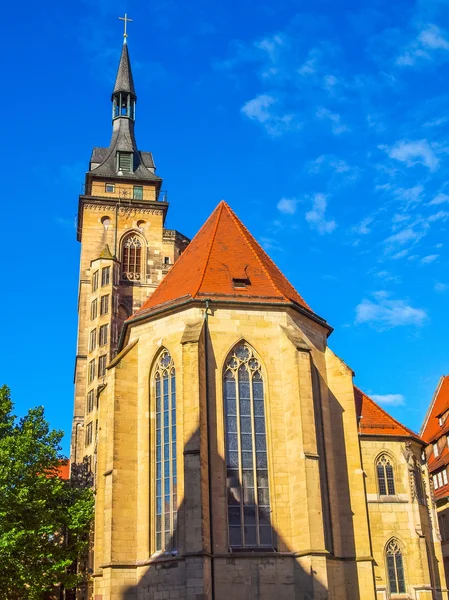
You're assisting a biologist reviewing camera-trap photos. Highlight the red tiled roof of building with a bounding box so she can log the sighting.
[354,387,423,442]
[54,460,70,480]
[134,201,324,322]
[433,482,449,500]
[420,376,449,443]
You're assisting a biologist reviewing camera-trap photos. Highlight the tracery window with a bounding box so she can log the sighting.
[386,539,406,594]
[377,454,395,496]
[154,350,177,552]
[122,234,142,281]
[223,342,272,548]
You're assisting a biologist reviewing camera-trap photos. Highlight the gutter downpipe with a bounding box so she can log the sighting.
[204,299,215,600]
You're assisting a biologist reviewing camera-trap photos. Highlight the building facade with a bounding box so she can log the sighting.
[421,377,449,587]
[71,37,449,600]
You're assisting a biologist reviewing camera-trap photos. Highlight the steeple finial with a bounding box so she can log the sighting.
[119,13,133,43]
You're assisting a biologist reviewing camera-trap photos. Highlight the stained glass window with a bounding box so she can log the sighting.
[377,455,395,496]
[223,342,272,548]
[386,539,406,594]
[154,349,177,552]
[122,235,142,281]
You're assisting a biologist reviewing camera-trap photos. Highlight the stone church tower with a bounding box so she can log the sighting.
[71,35,449,600]
[70,38,189,469]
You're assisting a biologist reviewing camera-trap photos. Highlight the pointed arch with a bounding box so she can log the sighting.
[376,453,396,496]
[120,231,145,281]
[223,341,272,548]
[385,538,406,594]
[152,347,177,552]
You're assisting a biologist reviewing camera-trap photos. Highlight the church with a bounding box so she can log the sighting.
[70,29,449,600]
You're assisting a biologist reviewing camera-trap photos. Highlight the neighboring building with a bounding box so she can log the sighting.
[70,34,449,600]
[421,376,449,584]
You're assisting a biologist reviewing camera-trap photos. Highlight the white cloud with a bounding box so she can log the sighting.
[435,282,449,292]
[355,292,427,328]
[418,25,449,50]
[421,254,439,264]
[395,185,424,206]
[316,107,348,135]
[370,393,405,406]
[305,193,337,234]
[396,24,449,66]
[241,94,299,136]
[352,217,373,236]
[380,139,439,171]
[277,197,297,215]
[383,227,425,254]
[428,211,449,222]
[429,193,449,205]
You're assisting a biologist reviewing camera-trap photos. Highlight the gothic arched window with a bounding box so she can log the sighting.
[154,349,177,552]
[223,342,272,548]
[122,234,142,281]
[386,539,406,594]
[377,454,395,496]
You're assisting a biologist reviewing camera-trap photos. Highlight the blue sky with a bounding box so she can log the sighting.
[1,0,449,453]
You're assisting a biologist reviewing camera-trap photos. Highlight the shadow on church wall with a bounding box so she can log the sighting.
[118,330,365,600]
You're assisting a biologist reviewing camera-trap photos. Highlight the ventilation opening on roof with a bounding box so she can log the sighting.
[233,278,251,289]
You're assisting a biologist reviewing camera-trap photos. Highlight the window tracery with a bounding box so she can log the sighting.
[386,539,406,594]
[377,454,396,496]
[223,342,272,548]
[154,349,177,552]
[122,234,142,281]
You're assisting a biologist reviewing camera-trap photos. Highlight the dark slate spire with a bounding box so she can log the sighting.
[112,41,136,98]
[87,37,161,183]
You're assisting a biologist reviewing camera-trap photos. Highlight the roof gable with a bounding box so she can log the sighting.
[135,201,322,320]
[421,375,449,443]
[355,387,423,442]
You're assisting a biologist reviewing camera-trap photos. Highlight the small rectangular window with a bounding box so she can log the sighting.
[90,299,98,320]
[444,470,448,486]
[98,354,107,378]
[92,271,99,292]
[87,390,95,413]
[133,185,143,200]
[88,359,96,384]
[118,152,133,173]
[434,474,439,489]
[100,295,109,315]
[99,324,108,346]
[101,266,110,287]
[438,472,444,487]
[434,443,439,458]
[83,454,92,473]
[89,329,96,352]
[233,278,251,289]
[105,183,115,193]
[85,422,93,446]
[164,256,170,265]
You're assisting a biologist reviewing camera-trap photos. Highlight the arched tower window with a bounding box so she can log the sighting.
[154,349,177,552]
[377,454,395,496]
[386,539,406,594]
[223,342,272,548]
[121,234,142,281]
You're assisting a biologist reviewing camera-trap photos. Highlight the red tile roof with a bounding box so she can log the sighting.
[134,201,324,322]
[434,482,449,500]
[421,376,449,443]
[354,387,423,442]
[55,460,70,480]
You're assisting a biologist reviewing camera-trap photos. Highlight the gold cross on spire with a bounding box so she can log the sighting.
[119,13,133,40]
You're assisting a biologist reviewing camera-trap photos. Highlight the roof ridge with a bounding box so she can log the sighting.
[420,375,447,439]
[223,203,287,300]
[192,202,224,298]
[356,386,421,440]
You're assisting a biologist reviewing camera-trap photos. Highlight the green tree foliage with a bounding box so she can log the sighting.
[0,385,94,599]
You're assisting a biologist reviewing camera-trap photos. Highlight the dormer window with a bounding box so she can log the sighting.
[117,151,133,174]
[233,278,251,289]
